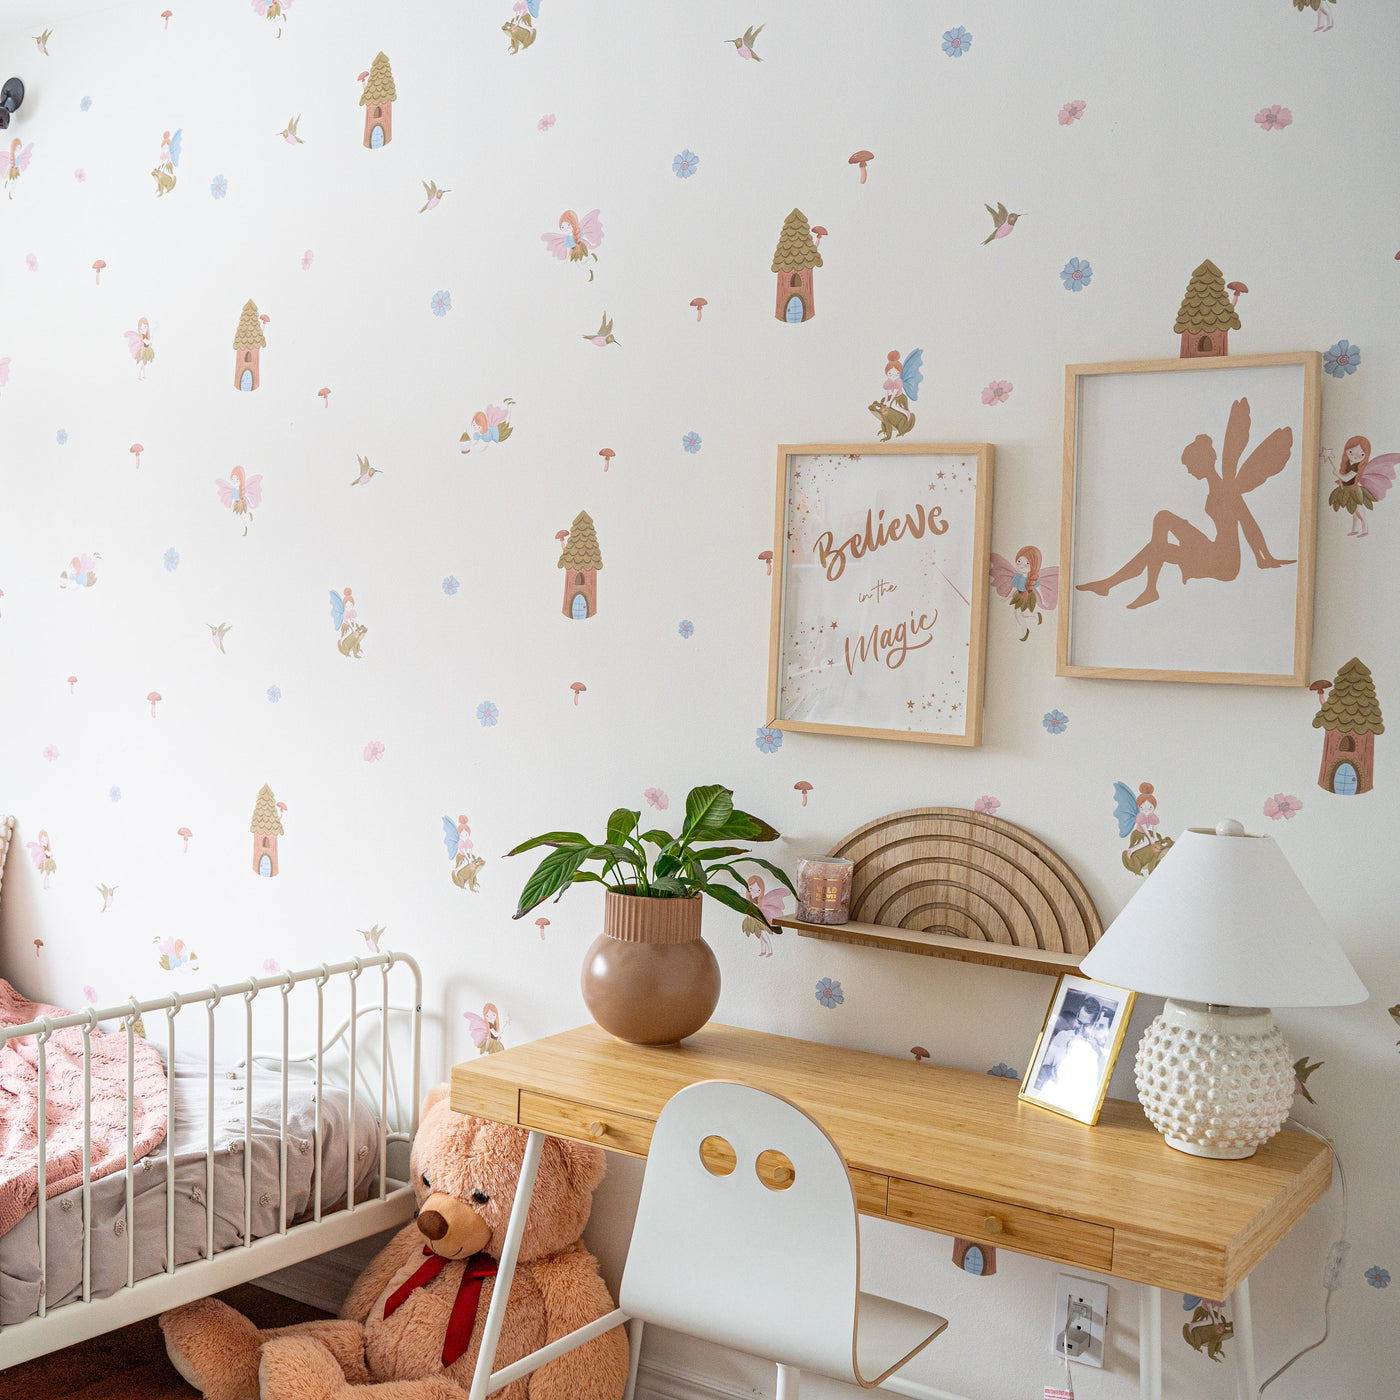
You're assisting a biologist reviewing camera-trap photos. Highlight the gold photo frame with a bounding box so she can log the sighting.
[1019,974,1137,1126]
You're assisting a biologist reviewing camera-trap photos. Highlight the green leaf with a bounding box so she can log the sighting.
[606,808,640,846]
[505,830,591,858]
[726,810,782,843]
[513,846,591,918]
[683,785,734,839]
[648,876,689,897]
[585,843,643,869]
[654,849,683,879]
[700,881,770,926]
[732,855,797,897]
[639,829,675,847]
[690,845,752,861]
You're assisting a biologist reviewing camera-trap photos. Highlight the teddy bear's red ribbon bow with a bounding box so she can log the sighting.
[383,1245,500,1368]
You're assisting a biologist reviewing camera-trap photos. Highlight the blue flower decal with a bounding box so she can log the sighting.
[942,26,972,57]
[1043,709,1069,735]
[755,726,783,754]
[682,431,702,454]
[80,96,92,112]
[1366,1266,1390,1289]
[109,786,122,803]
[442,575,460,596]
[678,619,694,639]
[672,149,699,179]
[56,429,68,445]
[210,174,228,199]
[1323,340,1360,378]
[1060,258,1092,292]
[815,977,844,1009]
[431,290,452,317]
[987,1063,1019,1079]
[266,685,282,703]
[163,548,180,572]
[1182,1295,1203,1311]
[476,700,499,727]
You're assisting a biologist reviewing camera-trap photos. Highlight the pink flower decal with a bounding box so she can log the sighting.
[981,380,1013,406]
[363,740,385,763]
[537,113,556,131]
[1263,793,1303,820]
[301,249,314,271]
[25,253,37,271]
[1254,105,1293,132]
[74,168,86,182]
[1058,100,1086,125]
[42,744,59,762]
[973,795,1000,815]
[262,959,281,974]
[644,787,669,810]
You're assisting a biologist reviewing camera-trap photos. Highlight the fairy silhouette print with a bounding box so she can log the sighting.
[503,0,540,52]
[151,128,181,197]
[869,348,923,440]
[330,587,367,657]
[124,317,155,379]
[1077,397,1295,610]
[442,814,485,891]
[990,545,1059,640]
[541,209,603,280]
[1114,781,1174,877]
[25,830,57,888]
[1326,436,1397,537]
[6,136,33,198]
[215,466,262,535]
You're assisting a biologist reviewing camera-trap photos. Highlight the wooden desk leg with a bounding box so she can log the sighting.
[623,1317,644,1400]
[1233,1277,1258,1400]
[468,1128,545,1400]
[1139,1285,1162,1400]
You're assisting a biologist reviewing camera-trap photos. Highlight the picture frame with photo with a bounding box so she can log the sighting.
[1018,974,1137,1126]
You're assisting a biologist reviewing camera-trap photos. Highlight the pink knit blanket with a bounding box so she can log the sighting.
[0,981,168,1237]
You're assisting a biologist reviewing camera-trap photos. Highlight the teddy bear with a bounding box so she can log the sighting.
[159,1085,630,1400]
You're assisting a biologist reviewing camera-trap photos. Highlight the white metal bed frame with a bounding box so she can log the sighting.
[0,950,422,1368]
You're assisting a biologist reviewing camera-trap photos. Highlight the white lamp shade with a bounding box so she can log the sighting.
[1079,826,1368,1008]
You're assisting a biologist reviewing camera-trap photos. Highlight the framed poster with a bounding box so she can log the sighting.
[766,443,994,746]
[1058,352,1320,685]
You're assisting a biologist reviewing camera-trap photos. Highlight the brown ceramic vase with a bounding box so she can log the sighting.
[580,891,720,1045]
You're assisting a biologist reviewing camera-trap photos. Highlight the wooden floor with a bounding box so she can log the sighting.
[3,1285,332,1400]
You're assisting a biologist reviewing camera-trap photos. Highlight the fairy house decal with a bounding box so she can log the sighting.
[360,52,396,149]
[771,208,823,324]
[250,783,284,876]
[1313,657,1383,796]
[1174,259,1244,358]
[558,510,603,620]
[233,299,266,392]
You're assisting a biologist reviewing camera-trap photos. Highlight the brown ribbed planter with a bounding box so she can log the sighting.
[580,891,720,1045]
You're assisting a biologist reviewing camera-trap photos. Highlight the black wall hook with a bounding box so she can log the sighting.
[0,78,25,131]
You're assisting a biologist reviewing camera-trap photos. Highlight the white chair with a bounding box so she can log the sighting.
[619,1081,948,1399]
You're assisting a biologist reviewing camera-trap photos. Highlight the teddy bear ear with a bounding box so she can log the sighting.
[553,1137,607,1196]
[420,1083,452,1119]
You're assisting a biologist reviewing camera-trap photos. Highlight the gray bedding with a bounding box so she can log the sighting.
[0,1054,381,1325]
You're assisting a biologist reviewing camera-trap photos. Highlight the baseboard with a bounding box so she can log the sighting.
[635,1356,973,1400]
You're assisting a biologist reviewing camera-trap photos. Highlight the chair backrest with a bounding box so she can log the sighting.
[620,1080,861,1380]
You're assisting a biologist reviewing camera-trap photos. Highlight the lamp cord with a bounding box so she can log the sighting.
[1258,1122,1347,1393]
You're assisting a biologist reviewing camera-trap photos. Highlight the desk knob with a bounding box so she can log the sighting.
[586,1121,606,1139]
[983,1215,1004,1235]
[772,1166,790,1183]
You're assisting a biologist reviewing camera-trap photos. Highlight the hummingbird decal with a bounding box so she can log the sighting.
[35,28,53,54]
[1389,1003,1399,1049]
[277,115,304,145]
[96,883,118,912]
[359,924,387,953]
[582,312,619,347]
[419,180,449,213]
[350,454,383,486]
[206,622,233,653]
[982,202,1023,244]
[726,24,764,60]
[1292,1055,1324,1103]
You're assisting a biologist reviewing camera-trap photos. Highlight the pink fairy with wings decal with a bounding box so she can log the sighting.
[6,137,33,199]
[740,875,787,957]
[124,317,156,379]
[60,553,100,589]
[251,0,292,38]
[541,209,603,280]
[989,545,1059,641]
[464,1002,505,1055]
[1328,435,1397,538]
[215,465,262,535]
[25,830,56,888]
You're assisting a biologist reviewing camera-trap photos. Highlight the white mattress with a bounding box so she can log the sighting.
[0,1053,381,1325]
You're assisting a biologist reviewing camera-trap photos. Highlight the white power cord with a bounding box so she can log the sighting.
[1259,1122,1348,1393]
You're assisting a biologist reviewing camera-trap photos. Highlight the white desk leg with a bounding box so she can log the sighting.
[1233,1277,1258,1400]
[623,1317,644,1400]
[1139,1286,1162,1400]
[469,1129,545,1400]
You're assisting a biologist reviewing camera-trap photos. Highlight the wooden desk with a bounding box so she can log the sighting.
[452,1023,1334,1400]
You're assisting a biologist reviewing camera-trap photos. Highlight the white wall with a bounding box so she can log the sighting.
[1,2,1397,1395]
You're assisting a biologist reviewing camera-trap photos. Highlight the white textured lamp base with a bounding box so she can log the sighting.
[1134,1000,1294,1159]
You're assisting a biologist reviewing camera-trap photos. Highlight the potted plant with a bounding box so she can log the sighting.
[510,785,795,1045]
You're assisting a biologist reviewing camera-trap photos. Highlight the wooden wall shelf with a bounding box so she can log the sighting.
[776,807,1103,978]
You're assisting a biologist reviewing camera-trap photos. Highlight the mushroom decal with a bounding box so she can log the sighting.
[1227,281,1249,308]
[910,1046,930,1063]
[598,447,615,472]
[690,297,707,322]
[849,151,874,184]
[794,780,813,807]
[570,681,586,706]
[147,690,162,718]
[67,675,77,694]
[810,226,828,249]
[34,940,43,957]
[555,528,570,545]
[92,259,106,284]
[758,549,774,576]
[1309,678,1333,708]
[177,826,192,854]
[129,443,143,468]
[534,917,549,940]
[318,387,331,408]
[161,10,172,27]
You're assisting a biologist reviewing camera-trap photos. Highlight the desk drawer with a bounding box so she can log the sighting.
[519,1092,656,1156]
[887,1179,1113,1272]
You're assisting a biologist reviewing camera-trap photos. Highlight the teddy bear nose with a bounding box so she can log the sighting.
[417,1210,448,1241]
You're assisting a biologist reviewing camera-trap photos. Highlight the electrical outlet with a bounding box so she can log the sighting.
[1050,1274,1109,1369]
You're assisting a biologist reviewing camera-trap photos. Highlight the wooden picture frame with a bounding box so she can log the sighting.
[766,443,994,746]
[1058,352,1320,685]
[1019,974,1137,1127]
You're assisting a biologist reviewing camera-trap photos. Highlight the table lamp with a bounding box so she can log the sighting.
[1078,819,1367,1159]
